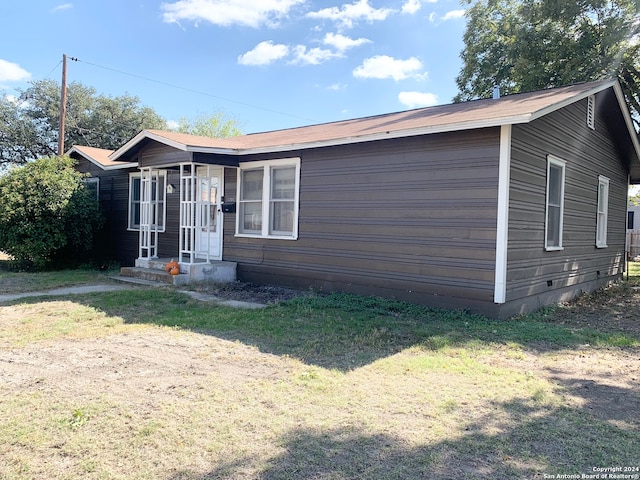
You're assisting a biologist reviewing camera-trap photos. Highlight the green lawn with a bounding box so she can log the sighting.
[0,268,639,479]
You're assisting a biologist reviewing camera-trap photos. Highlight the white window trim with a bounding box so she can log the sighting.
[235,157,300,240]
[545,155,566,251]
[127,171,167,232]
[596,175,609,248]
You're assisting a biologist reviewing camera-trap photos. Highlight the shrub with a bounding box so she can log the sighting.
[0,156,103,270]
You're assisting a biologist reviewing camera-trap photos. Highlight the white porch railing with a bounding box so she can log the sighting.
[179,164,196,264]
[138,167,161,259]
[179,164,217,264]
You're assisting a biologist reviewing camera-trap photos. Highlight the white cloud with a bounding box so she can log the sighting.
[161,0,305,28]
[166,120,180,130]
[239,33,370,67]
[353,55,426,81]
[291,45,339,65]
[323,32,370,52]
[52,3,73,13]
[398,91,438,108]
[238,41,290,66]
[0,59,31,83]
[401,0,421,14]
[442,9,466,20]
[307,0,394,29]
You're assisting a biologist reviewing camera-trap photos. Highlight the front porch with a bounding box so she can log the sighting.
[122,162,237,286]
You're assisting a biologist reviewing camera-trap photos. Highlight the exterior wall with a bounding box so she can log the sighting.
[504,94,628,317]
[74,158,139,265]
[222,129,502,314]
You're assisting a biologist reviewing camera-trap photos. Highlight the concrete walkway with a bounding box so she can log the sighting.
[0,284,266,309]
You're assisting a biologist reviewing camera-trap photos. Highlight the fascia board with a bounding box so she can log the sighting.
[110,130,191,160]
[110,130,150,161]
[67,146,134,170]
[612,82,640,164]
[527,79,617,122]
[100,162,138,170]
[233,115,532,156]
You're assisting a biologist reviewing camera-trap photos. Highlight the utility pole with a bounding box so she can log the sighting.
[57,54,68,156]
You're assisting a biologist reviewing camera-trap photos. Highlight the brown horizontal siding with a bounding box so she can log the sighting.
[138,144,192,168]
[506,93,628,310]
[223,130,501,308]
[75,158,139,264]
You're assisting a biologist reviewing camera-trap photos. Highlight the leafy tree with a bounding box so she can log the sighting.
[0,156,103,270]
[455,0,640,128]
[0,80,167,166]
[175,111,242,138]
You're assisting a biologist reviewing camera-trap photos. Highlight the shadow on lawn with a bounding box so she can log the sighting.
[168,391,638,480]
[7,287,639,372]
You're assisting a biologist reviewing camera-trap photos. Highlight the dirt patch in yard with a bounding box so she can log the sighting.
[190,280,311,305]
[1,281,639,479]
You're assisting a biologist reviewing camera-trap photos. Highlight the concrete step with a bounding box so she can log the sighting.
[120,266,189,286]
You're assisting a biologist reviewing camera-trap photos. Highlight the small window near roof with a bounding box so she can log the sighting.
[587,95,595,130]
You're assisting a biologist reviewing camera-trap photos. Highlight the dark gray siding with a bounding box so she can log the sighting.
[505,93,628,316]
[74,158,139,265]
[222,130,502,312]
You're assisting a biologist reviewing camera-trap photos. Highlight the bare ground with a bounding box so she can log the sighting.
[1,281,639,478]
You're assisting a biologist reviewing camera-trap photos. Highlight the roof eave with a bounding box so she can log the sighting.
[527,78,618,122]
[67,146,134,170]
[612,81,640,167]
[236,115,532,155]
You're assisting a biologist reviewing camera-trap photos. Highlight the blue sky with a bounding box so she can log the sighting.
[0,0,468,135]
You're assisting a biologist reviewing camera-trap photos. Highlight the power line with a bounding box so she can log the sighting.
[73,57,317,123]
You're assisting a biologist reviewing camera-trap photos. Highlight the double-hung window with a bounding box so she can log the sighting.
[128,172,167,231]
[237,158,300,239]
[545,155,566,250]
[596,176,609,248]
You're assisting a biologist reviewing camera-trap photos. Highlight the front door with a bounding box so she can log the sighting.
[195,167,223,260]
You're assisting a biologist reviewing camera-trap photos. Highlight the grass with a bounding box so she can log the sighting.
[0,261,118,295]
[0,268,639,479]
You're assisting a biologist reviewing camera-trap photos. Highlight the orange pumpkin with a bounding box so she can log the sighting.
[169,265,180,276]
[165,259,178,273]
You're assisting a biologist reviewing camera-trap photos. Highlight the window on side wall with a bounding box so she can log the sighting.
[128,172,167,231]
[84,177,99,200]
[236,158,300,239]
[545,155,566,251]
[596,176,609,248]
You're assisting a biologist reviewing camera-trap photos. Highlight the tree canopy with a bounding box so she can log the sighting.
[455,0,640,128]
[1,81,245,168]
[176,111,243,138]
[0,80,167,166]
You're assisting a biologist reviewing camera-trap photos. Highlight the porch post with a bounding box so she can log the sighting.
[179,164,197,264]
[139,167,159,259]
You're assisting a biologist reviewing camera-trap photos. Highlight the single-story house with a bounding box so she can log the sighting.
[70,78,640,318]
